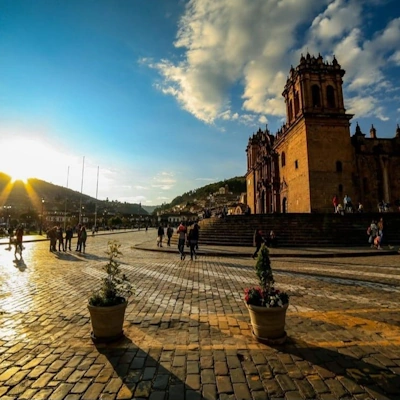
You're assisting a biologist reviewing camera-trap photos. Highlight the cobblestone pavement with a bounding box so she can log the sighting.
[0,231,399,399]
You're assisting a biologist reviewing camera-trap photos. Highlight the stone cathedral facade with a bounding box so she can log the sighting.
[246,54,400,214]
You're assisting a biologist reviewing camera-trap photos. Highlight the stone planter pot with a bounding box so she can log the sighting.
[245,302,288,344]
[88,301,127,343]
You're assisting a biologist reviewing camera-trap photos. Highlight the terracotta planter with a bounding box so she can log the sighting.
[88,301,127,343]
[246,302,288,344]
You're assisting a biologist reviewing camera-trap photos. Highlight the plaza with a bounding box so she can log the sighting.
[0,230,399,399]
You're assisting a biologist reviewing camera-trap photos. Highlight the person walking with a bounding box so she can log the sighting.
[177,222,187,260]
[157,224,165,247]
[14,226,24,258]
[252,229,265,259]
[166,225,173,246]
[188,222,199,260]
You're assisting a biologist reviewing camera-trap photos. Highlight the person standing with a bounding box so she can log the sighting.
[47,227,57,252]
[252,229,265,259]
[80,226,88,253]
[56,226,65,252]
[177,222,187,260]
[368,220,378,248]
[188,223,199,260]
[65,226,73,251]
[377,217,384,249]
[332,195,339,213]
[166,225,173,246]
[75,224,82,252]
[157,224,165,247]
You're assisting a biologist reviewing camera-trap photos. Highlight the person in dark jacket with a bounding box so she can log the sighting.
[56,226,65,252]
[65,226,73,251]
[188,223,200,260]
[157,225,165,247]
[252,229,265,259]
[166,225,173,246]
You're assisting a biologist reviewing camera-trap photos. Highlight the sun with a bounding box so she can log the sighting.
[0,138,47,183]
[10,172,29,184]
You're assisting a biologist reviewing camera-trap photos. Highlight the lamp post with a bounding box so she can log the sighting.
[39,198,44,235]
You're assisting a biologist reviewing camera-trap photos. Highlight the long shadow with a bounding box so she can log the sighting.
[272,337,400,399]
[93,311,400,400]
[94,335,206,400]
[12,256,27,271]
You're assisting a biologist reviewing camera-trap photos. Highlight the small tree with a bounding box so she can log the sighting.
[89,240,133,307]
[245,244,289,307]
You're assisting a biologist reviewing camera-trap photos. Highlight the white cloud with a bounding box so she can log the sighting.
[151,171,176,191]
[195,177,218,182]
[310,0,362,41]
[347,95,389,121]
[145,0,400,127]
[389,51,400,65]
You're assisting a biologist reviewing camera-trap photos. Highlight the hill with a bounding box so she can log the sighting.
[155,176,246,213]
[0,172,148,216]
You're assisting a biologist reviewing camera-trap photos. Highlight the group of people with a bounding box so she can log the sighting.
[157,221,200,260]
[367,218,384,250]
[252,229,277,259]
[47,224,87,253]
[332,194,361,214]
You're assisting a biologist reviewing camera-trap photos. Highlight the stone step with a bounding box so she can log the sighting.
[168,213,400,247]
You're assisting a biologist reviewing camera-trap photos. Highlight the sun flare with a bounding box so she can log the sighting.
[0,138,64,183]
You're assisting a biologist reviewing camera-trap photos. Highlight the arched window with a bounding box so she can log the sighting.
[312,85,321,107]
[327,85,335,108]
[281,152,286,167]
[338,184,343,193]
[294,91,300,116]
[336,161,342,172]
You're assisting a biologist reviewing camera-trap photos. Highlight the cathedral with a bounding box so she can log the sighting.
[245,54,400,214]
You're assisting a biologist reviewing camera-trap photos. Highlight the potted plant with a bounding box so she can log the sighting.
[88,240,133,342]
[244,243,289,344]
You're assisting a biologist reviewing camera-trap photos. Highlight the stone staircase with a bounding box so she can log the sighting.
[172,213,400,247]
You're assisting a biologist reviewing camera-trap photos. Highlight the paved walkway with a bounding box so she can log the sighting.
[0,230,399,399]
[1,229,399,258]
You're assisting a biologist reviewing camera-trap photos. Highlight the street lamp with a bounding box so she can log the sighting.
[39,198,45,235]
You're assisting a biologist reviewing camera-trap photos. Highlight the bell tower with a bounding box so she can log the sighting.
[274,54,356,213]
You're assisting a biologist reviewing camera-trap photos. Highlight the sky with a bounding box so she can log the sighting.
[0,0,399,206]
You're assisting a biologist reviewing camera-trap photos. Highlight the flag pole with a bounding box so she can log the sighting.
[94,166,99,230]
[63,166,70,231]
[79,156,85,224]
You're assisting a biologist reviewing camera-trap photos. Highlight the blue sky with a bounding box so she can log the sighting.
[0,0,399,205]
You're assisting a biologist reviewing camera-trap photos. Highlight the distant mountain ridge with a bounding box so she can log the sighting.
[0,172,148,215]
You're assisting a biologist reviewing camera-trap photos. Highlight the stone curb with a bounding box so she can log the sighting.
[134,244,399,258]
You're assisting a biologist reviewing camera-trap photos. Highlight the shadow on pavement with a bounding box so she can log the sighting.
[274,338,400,398]
[94,335,206,400]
